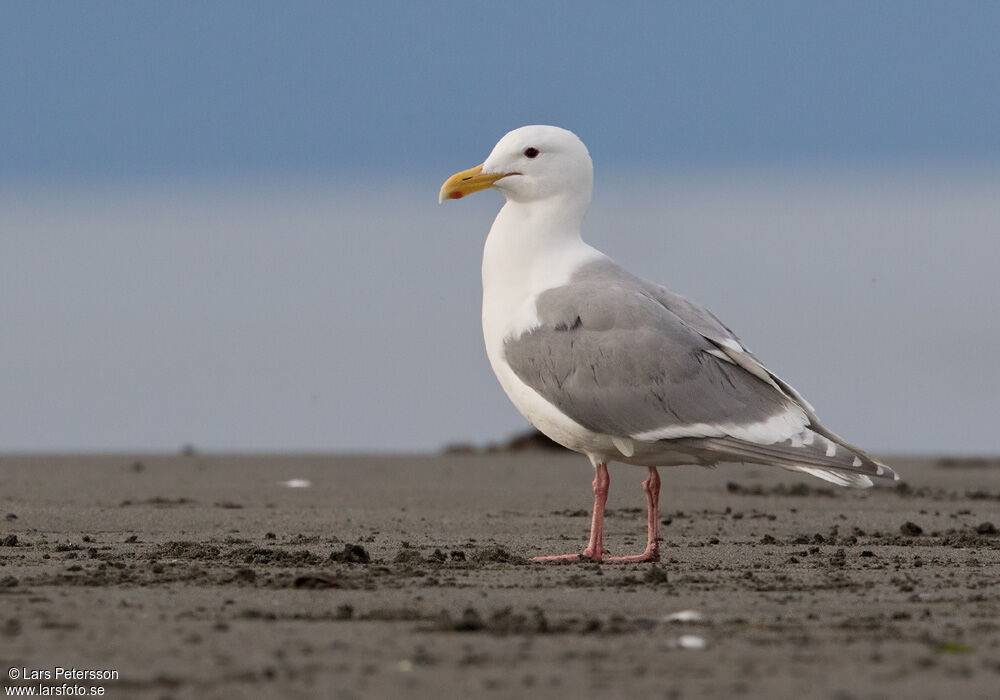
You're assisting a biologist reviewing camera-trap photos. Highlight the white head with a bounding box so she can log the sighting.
[439,125,593,206]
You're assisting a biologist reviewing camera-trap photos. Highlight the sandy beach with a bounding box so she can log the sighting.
[1,452,998,699]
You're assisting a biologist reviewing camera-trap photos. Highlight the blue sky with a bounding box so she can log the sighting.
[2,3,999,454]
[3,1,999,181]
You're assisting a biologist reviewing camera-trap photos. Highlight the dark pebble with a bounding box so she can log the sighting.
[643,565,668,584]
[234,568,256,583]
[455,608,484,632]
[900,522,923,536]
[330,544,371,564]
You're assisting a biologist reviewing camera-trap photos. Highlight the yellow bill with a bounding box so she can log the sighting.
[438,164,508,203]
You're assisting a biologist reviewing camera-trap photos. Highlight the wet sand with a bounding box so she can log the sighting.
[1,453,998,699]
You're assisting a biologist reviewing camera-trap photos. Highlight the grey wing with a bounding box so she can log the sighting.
[503,258,897,484]
[646,283,816,412]
[647,281,895,478]
[504,278,802,440]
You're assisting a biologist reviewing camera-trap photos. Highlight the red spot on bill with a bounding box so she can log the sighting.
[450,192,463,199]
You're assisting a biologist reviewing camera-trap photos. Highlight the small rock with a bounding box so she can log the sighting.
[975,522,997,535]
[455,608,485,632]
[900,522,923,536]
[472,544,527,565]
[293,573,341,589]
[643,565,668,584]
[394,549,424,565]
[233,568,256,583]
[330,544,371,564]
[0,535,17,547]
[2,618,21,636]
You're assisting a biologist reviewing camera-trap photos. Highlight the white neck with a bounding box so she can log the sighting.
[481,193,602,348]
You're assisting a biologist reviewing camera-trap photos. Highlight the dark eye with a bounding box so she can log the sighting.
[523,147,539,158]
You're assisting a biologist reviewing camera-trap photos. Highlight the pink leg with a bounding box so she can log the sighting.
[533,461,610,563]
[607,467,661,563]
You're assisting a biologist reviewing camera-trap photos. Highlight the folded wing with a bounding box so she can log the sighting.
[503,258,897,486]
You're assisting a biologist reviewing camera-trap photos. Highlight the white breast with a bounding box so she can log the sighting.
[479,202,615,458]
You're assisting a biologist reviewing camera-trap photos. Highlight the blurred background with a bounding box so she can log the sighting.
[1,1,998,454]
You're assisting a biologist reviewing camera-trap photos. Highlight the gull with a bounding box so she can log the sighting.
[440,125,898,563]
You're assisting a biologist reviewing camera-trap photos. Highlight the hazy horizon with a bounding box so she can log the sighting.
[3,166,998,455]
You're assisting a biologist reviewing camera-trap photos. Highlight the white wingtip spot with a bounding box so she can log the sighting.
[705,348,735,364]
[852,457,862,467]
[612,436,635,458]
[825,441,837,457]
